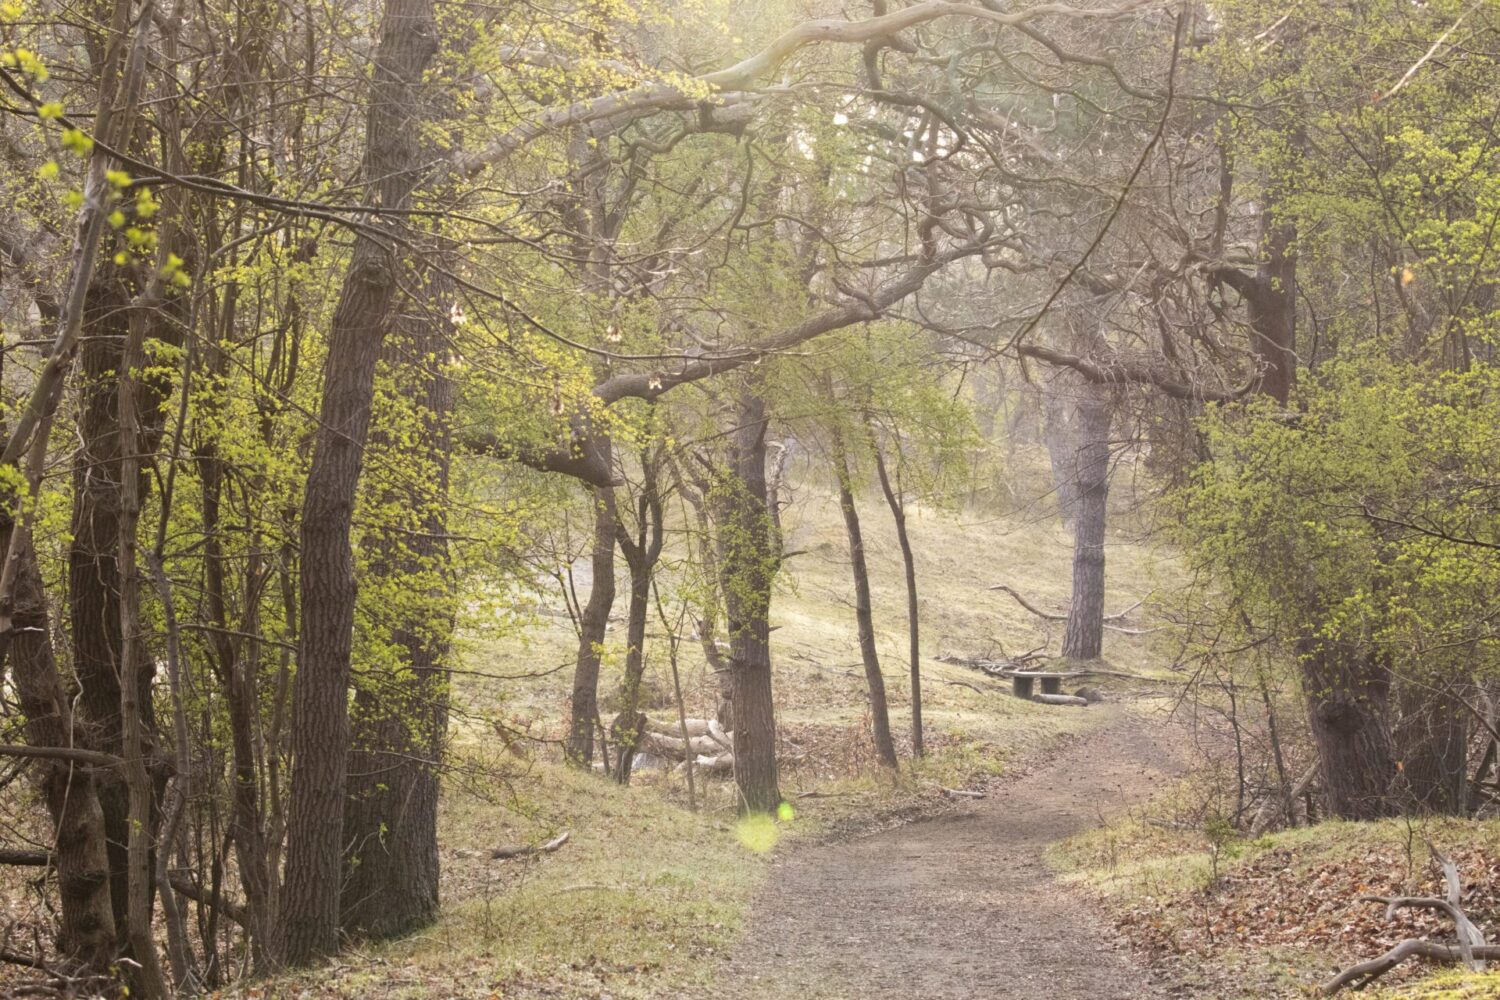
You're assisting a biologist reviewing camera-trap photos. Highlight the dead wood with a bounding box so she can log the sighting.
[1321,942,1500,995]
[0,847,52,866]
[989,586,1150,625]
[1249,759,1318,836]
[491,830,571,860]
[940,787,986,799]
[1033,693,1089,707]
[1322,850,1491,994]
[167,874,250,927]
[989,585,1067,620]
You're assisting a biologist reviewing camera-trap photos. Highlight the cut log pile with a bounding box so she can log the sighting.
[639,717,735,774]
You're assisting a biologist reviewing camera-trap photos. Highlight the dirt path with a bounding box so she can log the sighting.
[721,706,1190,999]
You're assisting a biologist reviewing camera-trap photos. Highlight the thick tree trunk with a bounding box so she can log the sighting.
[1248,221,1297,406]
[1216,213,1297,406]
[567,476,617,767]
[871,440,922,757]
[717,394,781,813]
[281,0,439,966]
[5,528,116,975]
[341,292,454,940]
[1062,391,1111,660]
[1298,637,1397,820]
[1394,678,1469,815]
[833,435,898,769]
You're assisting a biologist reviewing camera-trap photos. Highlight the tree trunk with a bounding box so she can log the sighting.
[68,281,160,951]
[5,528,117,975]
[871,437,922,757]
[1394,678,1469,815]
[567,474,617,768]
[1298,637,1397,820]
[341,289,454,940]
[717,394,782,813]
[609,453,664,786]
[1061,391,1111,660]
[1215,212,1297,406]
[115,263,170,1000]
[1248,220,1297,406]
[197,418,275,970]
[833,433,897,769]
[281,0,439,965]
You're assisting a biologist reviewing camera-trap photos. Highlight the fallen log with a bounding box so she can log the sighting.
[676,752,733,775]
[641,731,727,757]
[491,830,570,860]
[1033,693,1089,707]
[940,787,985,799]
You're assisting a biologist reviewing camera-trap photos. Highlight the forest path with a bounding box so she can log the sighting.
[719,705,1192,999]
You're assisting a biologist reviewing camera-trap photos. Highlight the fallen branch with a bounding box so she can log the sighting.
[990,586,1150,626]
[167,873,249,927]
[990,585,1067,620]
[0,948,47,970]
[1321,942,1500,995]
[491,830,571,860]
[1323,850,1491,994]
[0,847,52,867]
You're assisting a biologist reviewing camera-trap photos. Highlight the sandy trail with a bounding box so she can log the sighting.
[721,707,1189,999]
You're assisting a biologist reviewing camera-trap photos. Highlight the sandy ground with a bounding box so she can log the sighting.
[719,706,1194,999]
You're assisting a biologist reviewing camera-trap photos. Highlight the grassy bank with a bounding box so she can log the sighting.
[1052,797,1500,998]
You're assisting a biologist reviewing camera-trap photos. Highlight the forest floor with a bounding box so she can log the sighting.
[716,704,1193,1000]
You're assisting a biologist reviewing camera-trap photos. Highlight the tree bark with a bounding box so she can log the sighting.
[567,472,617,768]
[833,432,898,769]
[1394,677,1469,815]
[1061,390,1112,660]
[281,0,440,965]
[1298,637,1397,820]
[609,450,665,785]
[4,528,116,975]
[67,280,158,951]
[1214,213,1297,405]
[871,436,922,757]
[115,266,170,1000]
[716,393,782,813]
[341,287,455,940]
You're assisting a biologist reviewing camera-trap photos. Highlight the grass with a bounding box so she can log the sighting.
[248,464,1184,997]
